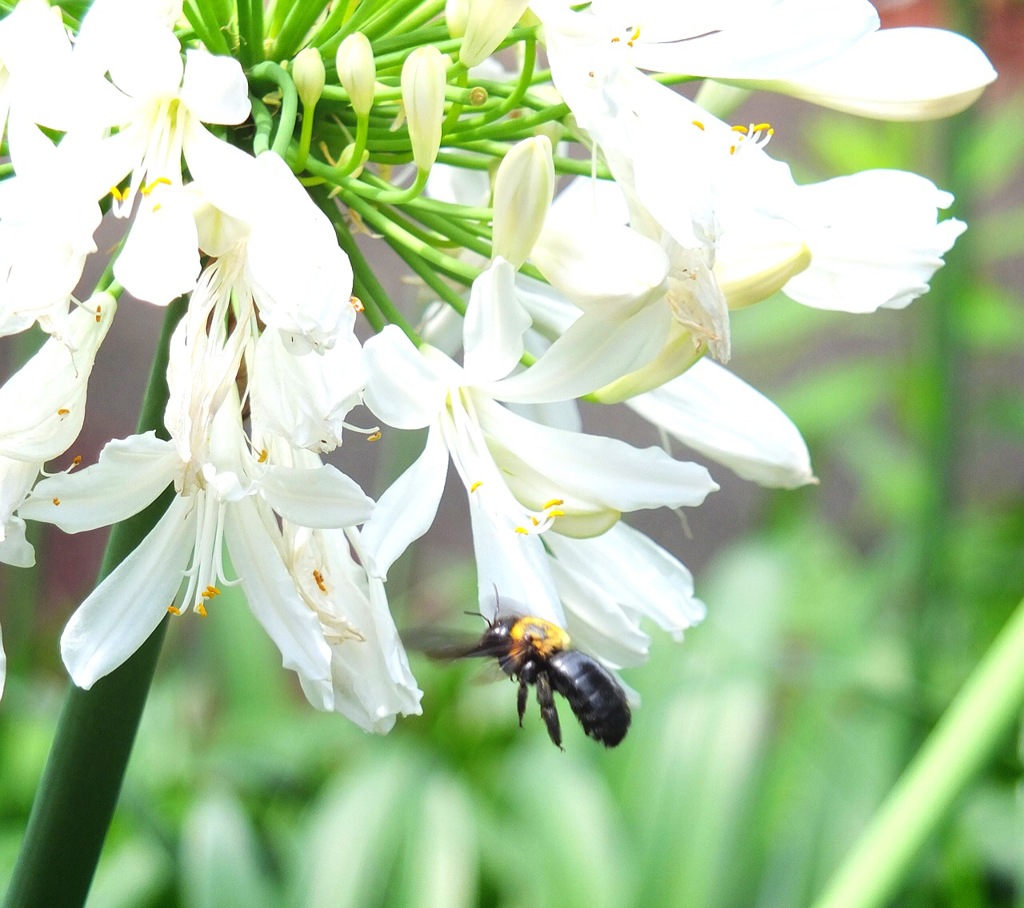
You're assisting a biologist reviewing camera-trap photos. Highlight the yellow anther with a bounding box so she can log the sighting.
[140,177,173,196]
[514,526,529,535]
[367,430,382,442]
[313,569,327,592]
[691,120,705,131]
[52,497,61,506]
[753,122,772,132]
[531,516,540,526]
[196,603,208,617]
[547,509,565,518]
[470,480,484,493]
[541,498,564,510]
[258,449,269,463]
[627,25,641,47]
[202,585,221,598]
[71,455,82,467]
[167,605,181,616]
[350,295,365,312]
[57,408,70,416]
[109,186,127,202]
[152,203,163,212]
[729,146,737,155]
[731,124,750,134]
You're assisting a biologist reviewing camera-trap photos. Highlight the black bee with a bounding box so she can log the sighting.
[421,613,631,749]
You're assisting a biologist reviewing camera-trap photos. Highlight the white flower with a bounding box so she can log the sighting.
[19,397,374,704]
[360,258,717,617]
[491,136,555,269]
[277,446,422,732]
[65,4,251,305]
[1,456,38,568]
[459,0,532,68]
[336,33,376,117]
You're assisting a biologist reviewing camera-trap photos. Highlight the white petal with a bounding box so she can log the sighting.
[627,359,816,488]
[0,516,35,568]
[0,295,116,462]
[182,119,262,223]
[362,326,449,429]
[360,424,449,578]
[478,397,719,514]
[114,185,200,305]
[19,433,177,532]
[491,303,669,404]
[260,463,374,529]
[226,497,335,711]
[463,259,532,382]
[180,47,251,125]
[782,170,966,312]
[60,496,196,689]
[756,28,996,121]
[1,455,40,525]
[468,498,563,623]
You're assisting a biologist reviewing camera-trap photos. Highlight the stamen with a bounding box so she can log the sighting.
[258,449,269,463]
[140,177,173,196]
[71,455,82,469]
[514,526,529,535]
[349,295,365,313]
[367,430,382,442]
[57,408,70,416]
[547,509,565,518]
[167,605,181,616]
[541,498,564,510]
[52,497,61,506]
[313,569,328,592]
[109,186,127,202]
[692,120,705,131]
[195,603,208,617]
[627,25,641,47]
[470,480,484,493]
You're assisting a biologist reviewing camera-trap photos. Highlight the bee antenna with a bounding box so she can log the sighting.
[464,610,491,625]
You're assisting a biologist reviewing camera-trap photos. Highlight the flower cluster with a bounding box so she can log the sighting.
[0,0,994,726]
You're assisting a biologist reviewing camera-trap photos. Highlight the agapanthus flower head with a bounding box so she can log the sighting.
[0,0,992,730]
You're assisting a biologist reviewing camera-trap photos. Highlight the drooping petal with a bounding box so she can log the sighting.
[360,423,449,578]
[751,28,997,121]
[226,496,335,711]
[0,516,35,568]
[260,462,374,529]
[60,495,196,689]
[462,258,532,382]
[0,294,116,462]
[627,358,816,488]
[1,454,41,526]
[19,433,177,532]
[362,326,450,429]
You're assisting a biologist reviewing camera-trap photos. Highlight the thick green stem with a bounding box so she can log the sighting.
[3,297,187,908]
[810,592,1024,908]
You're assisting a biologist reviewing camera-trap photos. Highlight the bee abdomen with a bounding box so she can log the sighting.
[547,650,631,747]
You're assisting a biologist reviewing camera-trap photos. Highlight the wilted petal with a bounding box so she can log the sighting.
[225,496,335,711]
[627,358,816,488]
[60,496,196,689]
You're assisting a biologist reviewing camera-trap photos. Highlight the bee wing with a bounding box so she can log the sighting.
[401,627,507,661]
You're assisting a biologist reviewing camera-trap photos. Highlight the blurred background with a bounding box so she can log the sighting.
[2,0,1024,905]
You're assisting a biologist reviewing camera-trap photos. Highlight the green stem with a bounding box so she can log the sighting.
[3,297,187,908]
[248,62,298,160]
[810,592,1024,908]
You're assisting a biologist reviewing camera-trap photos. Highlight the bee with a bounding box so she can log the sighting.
[419,612,631,749]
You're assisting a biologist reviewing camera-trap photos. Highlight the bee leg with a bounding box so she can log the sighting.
[517,661,537,728]
[535,670,563,750]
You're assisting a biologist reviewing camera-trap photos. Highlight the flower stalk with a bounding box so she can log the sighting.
[2,297,186,908]
[811,593,1024,908]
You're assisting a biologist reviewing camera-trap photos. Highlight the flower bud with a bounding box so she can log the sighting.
[401,45,448,172]
[446,0,469,38]
[459,0,531,68]
[491,136,554,268]
[336,32,376,118]
[293,47,326,109]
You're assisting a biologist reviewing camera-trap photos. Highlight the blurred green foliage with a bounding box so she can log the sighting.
[2,83,1024,908]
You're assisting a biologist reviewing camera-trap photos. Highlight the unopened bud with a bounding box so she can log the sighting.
[492,136,554,268]
[336,32,376,117]
[293,48,326,108]
[459,0,531,68]
[446,0,469,38]
[401,45,448,172]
